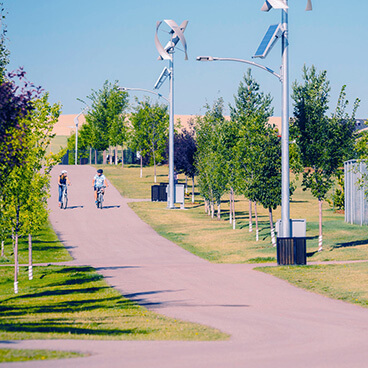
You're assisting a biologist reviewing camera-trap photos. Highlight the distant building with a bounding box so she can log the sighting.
[53,114,364,137]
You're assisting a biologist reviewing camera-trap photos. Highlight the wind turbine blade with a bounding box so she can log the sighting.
[306,0,312,11]
[261,1,272,12]
[267,0,288,10]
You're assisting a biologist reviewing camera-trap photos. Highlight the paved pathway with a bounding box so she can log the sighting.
[1,165,368,368]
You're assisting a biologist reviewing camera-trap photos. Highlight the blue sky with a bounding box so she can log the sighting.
[6,0,368,118]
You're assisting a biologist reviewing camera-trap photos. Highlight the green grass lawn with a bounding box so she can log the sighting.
[0,349,85,363]
[256,262,368,308]
[48,135,68,155]
[0,265,227,341]
[101,164,368,308]
[0,221,73,265]
[101,164,368,264]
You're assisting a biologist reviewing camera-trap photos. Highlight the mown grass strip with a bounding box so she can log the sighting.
[256,262,368,308]
[0,265,228,341]
[0,221,72,265]
[101,164,368,264]
[0,348,85,363]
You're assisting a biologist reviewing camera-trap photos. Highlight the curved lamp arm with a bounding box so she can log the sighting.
[196,56,281,81]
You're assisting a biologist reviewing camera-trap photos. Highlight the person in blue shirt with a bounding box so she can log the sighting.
[92,169,108,204]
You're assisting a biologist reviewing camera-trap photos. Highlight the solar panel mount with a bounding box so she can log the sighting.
[253,23,284,59]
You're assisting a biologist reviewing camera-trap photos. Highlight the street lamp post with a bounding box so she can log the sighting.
[198,1,312,240]
[74,107,88,166]
[154,19,188,209]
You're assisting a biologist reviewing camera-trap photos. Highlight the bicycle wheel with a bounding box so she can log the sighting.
[62,192,68,209]
[98,193,103,209]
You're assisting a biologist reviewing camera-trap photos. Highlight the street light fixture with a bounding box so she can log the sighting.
[154,19,188,209]
[196,56,281,81]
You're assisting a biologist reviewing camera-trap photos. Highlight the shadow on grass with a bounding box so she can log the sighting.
[0,321,150,336]
[0,293,138,317]
[332,239,368,249]
[307,250,319,258]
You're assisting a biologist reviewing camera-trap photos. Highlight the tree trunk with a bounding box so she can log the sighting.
[255,202,259,241]
[217,202,221,220]
[211,201,214,219]
[14,205,20,294]
[249,200,253,232]
[269,207,276,247]
[95,149,97,165]
[114,147,118,165]
[140,156,143,178]
[229,189,233,224]
[1,240,4,257]
[28,234,33,280]
[185,175,188,193]
[121,149,124,168]
[103,150,107,165]
[109,147,112,164]
[232,191,236,230]
[153,155,157,183]
[14,233,18,293]
[318,199,323,251]
[89,148,92,165]
[191,177,195,203]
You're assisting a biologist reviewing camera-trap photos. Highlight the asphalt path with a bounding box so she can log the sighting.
[1,165,368,368]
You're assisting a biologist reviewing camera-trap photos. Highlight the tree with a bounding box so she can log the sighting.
[195,99,228,219]
[84,80,128,152]
[0,69,41,183]
[292,65,359,251]
[174,122,197,203]
[6,93,61,291]
[231,69,278,243]
[129,99,169,182]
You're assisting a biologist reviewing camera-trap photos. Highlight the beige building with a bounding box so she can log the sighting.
[53,114,282,136]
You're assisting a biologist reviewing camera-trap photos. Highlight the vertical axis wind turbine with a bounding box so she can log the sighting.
[154,20,188,209]
[256,0,312,238]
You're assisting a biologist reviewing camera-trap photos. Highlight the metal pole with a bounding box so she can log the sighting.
[168,50,175,209]
[75,123,78,166]
[280,2,290,238]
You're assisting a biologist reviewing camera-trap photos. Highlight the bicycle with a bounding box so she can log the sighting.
[61,184,68,209]
[96,186,105,209]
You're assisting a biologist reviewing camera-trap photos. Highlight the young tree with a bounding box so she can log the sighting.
[195,99,228,219]
[174,123,197,203]
[7,93,61,291]
[231,69,278,243]
[292,65,359,251]
[84,80,128,152]
[130,99,169,182]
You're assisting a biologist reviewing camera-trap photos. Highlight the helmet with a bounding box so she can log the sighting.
[61,170,67,174]
[97,169,103,174]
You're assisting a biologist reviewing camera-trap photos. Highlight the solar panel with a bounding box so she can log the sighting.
[253,23,283,59]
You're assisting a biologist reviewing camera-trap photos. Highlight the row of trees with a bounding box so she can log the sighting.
[68,85,169,182]
[68,66,361,251]
[0,8,61,293]
[195,71,281,245]
[195,66,360,250]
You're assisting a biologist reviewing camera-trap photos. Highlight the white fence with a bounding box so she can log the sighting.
[344,159,368,225]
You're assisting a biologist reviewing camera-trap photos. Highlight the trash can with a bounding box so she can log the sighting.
[151,185,160,201]
[159,183,168,202]
[276,219,307,265]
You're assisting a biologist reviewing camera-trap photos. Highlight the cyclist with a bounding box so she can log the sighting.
[92,168,108,204]
[58,170,71,208]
